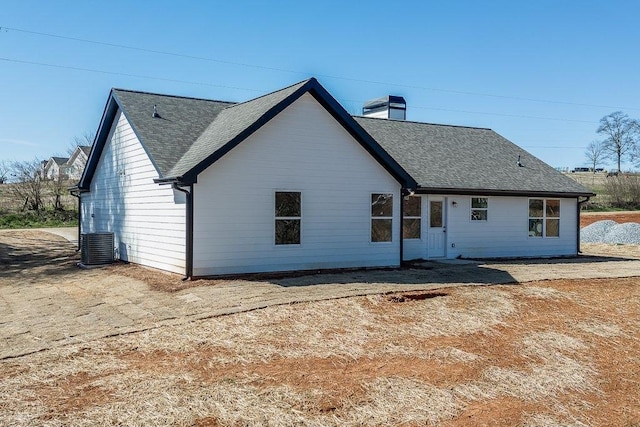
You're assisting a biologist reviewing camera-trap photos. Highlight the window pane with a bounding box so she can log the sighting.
[275,192,300,217]
[371,219,392,242]
[372,194,393,217]
[472,197,488,209]
[529,199,543,217]
[403,218,421,239]
[275,219,300,245]
[546,219,559,237]
[529,219,543,237]
[471,210,488,221]
[546,200,560,218]
[403,196,421,217]
[429,201,443,227]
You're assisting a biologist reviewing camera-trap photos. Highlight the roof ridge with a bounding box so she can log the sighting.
[112,88,237,105]
[222,78,313,111]
[353,115,492,131]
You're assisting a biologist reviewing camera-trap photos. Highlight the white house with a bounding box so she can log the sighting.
[65,145,91,181]
[43,157,69,181]
[75,78,593,277]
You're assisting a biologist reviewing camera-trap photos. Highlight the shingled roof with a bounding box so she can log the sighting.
[80,78,414,189]
[354,117,592,197]
[80,78,592,197]
[112,89,234,175]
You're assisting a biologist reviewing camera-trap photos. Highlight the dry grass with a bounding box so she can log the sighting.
[2,276,639,426]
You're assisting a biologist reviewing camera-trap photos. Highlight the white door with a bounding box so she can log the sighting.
[427,197,446,258]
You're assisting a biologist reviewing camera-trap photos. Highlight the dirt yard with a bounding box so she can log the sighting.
[1,222,640,426]
[580,210,640,228]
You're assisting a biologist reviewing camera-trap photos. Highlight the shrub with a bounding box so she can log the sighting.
[602,174,640,209]
[0,209,78,229]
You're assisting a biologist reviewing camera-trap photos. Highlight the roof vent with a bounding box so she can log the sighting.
[152,104,160,118]
[363,96,406,120]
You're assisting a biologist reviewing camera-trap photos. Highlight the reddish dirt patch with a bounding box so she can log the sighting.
[36,372,115,418]
[119,278,639,426]
[580,211,640,227]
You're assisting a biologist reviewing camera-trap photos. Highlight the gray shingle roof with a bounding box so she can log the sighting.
[168,79,309,179]
[354,116,592,196]
[112,89,234,176]
[83,79,592,197]
[50,157,69,166]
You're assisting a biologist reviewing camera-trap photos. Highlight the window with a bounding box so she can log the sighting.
[403,196,421,239]
[429,200,443,227]
[371,193,393,242]
[528,199,560,238]
[471,197,488,221]
[275,192,301,245]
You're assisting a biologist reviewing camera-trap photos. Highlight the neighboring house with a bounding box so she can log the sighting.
[75,78,594,277]
[65,145,92,181]
[43,157,70,181]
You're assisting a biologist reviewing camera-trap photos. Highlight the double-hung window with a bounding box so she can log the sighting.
[275,191,301,245]
[403,196,421,239]
[371,193,393,242]
[471,197,488,221]
[528,199,560,238]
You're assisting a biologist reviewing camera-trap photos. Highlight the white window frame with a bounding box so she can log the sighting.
[274,191,302,246]
[470,197,488,221]
[371,193,393,243]
[528,198,560,238]
[403,195,422,239]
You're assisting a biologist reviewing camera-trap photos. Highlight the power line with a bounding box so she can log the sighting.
[0,57,264,92]
[3,25,639,112]
[1,56,601,126]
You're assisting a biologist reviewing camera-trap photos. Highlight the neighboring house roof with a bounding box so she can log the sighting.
[66,145,92,167]
[51,157,69,166]
[80,77,593,197]
[354,117,592,197]
[44,157,69,173]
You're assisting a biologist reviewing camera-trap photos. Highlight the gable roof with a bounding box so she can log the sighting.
[354,117,593,197]
[45,157,69,170]
[80,77,592,197]
[66,145,92,166]
[80,78,415,189]
[79,90,233,189]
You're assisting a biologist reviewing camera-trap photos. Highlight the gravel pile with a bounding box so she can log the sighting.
[581,220,640,244]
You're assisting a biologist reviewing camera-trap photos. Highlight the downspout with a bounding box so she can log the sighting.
[399,188,404,266]
[172,183,193,280]
[576,196,591,254]
[69,188,82,251]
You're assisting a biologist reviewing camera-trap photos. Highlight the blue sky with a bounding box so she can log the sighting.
[1,1,639,170]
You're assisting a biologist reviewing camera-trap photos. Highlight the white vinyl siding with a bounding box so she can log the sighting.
[80,110,186,274]
[192,93,400,276]
[444,196,577,259]
[403,196,577,261]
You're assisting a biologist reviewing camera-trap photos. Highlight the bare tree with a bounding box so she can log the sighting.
[66,131,95,156]
[9,159,45,212]
[596,111,640,172]
[585,140,606,173]
[0,160,9,184]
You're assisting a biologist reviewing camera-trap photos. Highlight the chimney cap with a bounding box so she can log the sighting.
[363,95,406,110]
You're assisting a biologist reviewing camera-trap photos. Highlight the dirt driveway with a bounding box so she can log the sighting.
[2,229,640,360]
